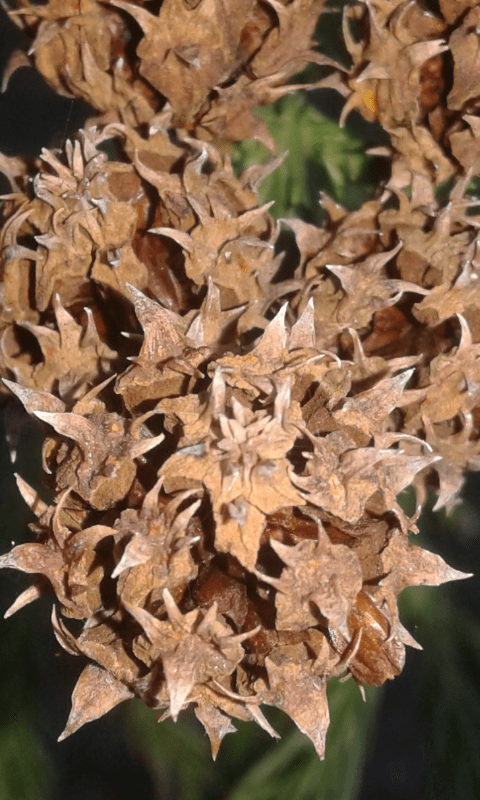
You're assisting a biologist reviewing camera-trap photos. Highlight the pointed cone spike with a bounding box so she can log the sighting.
[164,488,200,520]
[316,518,332,548]
[456,313,473,356]
[0,552,16,569]
[396,620,423,650]
[194,704,236,760]
[148,227,194,253]
[252,566,283,591]
[51,605,79,656]
[269,537,296,565]
[52,487,73,544]
[273,378,291,421]
[186,313,205,347]
[126,408,157,439]
[186,194,209,225]
[441,565,473,582]
[129,433,165,459]
[143,475,164,515]
[126,283,184,362]
[162,588,191,629]
[72,374,115,415]
[252,304,288,363]
[53,293,78,335]
[58,664,133,741]
[70,524,116,552]
[123,601,165,643]
[248,705,280,738]
[227,625,262,645]
[14,473,48,517]
[289,299,315,350]
[211,680,260,704]
[408,38,448,67]
[325,263,355,293]
[348,327,367,367]
[210,368,226,417]
[196,602,219,638]
[33,411,97,451]
[397,367,416,386]
[4,583,43,618]
[82,307,99,347]
[163,646,198,722]
[231,396,249,426]
[383,453,442,498]
[265,658,329,760]
[390,535,473,590]
[3,379,66,414]
[241,152,287,191]
[170,499,201,536]
[204,276,220,312]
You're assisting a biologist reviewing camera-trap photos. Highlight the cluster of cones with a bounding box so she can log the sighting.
[0,0,477,758]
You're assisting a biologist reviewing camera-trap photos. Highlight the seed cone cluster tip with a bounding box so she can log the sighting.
[0,0,477,759]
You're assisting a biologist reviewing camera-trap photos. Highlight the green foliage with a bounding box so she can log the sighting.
[399,583,480,799]
[0,418,54,800]
[229,94,382,223]
[0,716,53,800]
[123,679,380,800]
[223,682,379,800]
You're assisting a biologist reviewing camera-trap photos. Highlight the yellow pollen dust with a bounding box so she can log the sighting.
[363,89,377,116]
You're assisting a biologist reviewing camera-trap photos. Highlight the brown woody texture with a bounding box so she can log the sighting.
[0,0,477,759]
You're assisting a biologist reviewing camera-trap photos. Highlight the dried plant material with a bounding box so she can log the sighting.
[110,0,331,142]
[345,591,405,686]
[335,0,453,184]
[111,0,260,125]
[112,484,200,609]
[58,665,134,741]
[447,7,480,111]
[3,583,44,619]
[439,0,477,24]
[449,115,480,174]
[150,200,278,306]
[422,315,480,423]
[0,123,281,396]
[290,171,480,511]
[1,274,472,760]
[194,702,237,760]
[325,0,480,184]
[379,529,472,596]
[9,0,333,142]
[9,0,157,127]
[259,522,363,638]
[1,0,479,764]
[160,372,304,569]
[265,654,329,759]
[2,294,116,400]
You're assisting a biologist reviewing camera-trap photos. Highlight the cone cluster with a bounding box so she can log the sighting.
[0,0,476,758]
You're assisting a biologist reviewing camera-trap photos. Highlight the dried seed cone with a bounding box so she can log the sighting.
[332,0,480,185]
[0,124,282,400]
[0,0,477,764]
[0,286,471,758]
[289,171,480,513]
[7,0,335,147]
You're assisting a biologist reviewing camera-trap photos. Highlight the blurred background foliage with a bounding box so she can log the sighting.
[1,1,480,798]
